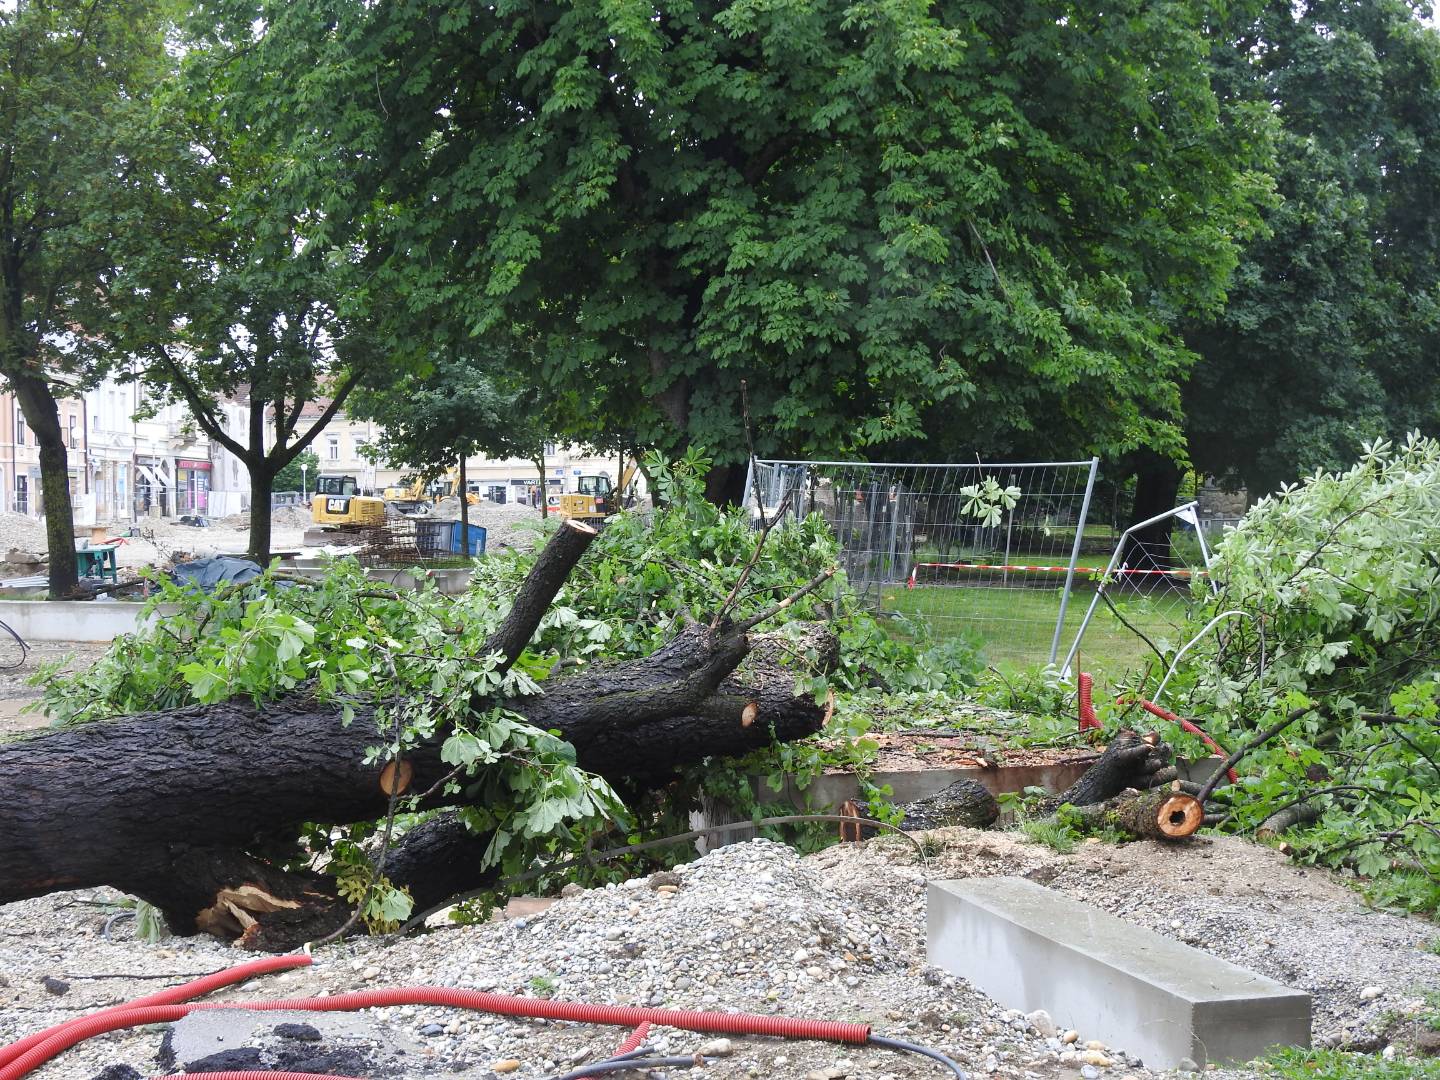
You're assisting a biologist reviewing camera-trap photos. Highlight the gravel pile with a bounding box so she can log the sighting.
[0,512,48,558]
[2,832,1438,1080]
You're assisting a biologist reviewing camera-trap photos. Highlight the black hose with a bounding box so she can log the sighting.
[869,1034,969,1078]
[548,1054,708,1079]
[101,910,136,942]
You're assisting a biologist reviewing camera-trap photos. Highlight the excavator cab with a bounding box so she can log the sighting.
[560,474,614,521]
[310,475,386,531]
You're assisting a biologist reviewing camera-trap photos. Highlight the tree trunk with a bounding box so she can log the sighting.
[1122,454,1184,571]
[458,455,469,545]
[535,454,548,518]
[0,638,827,947]
[11,371,79,598]
[1256,801,1321,840]
[704,463,747,507]
[1062,786,1204,842]
[899,779,1000,830]
[0,521,834,949]
[1040,730,1173,813]
[248,460,277,563]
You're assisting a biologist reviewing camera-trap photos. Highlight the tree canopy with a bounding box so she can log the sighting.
[0,0,175,595]
[102,31,413,561]
[1184,0,1440,495]
[193,0,1272,498]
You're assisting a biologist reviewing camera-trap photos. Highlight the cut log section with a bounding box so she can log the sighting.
[1061,786,1205,842]
[899,779,1001,830]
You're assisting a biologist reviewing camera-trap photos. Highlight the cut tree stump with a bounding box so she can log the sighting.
[1039,730,1173,814]
[1061,786,1205,841]
[0,520,838,950]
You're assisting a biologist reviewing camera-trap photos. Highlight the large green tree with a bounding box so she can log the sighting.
[195,0,1270,502]
[0,0,173,596]
[104,39,407,563]
[1184,0,1440,497]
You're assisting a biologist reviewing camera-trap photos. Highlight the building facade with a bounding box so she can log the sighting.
[0,376,630,527]
[272,400,629,505]
[0,377,214,526]
[0,387,90,521]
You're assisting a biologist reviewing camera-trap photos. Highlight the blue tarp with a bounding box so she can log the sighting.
[170,556,265,592]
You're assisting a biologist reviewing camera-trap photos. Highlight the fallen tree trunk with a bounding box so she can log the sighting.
[1039,730,1173,813]
[898,779,1000,830]
[1,521,837,949]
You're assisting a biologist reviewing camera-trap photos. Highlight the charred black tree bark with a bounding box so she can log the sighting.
[1039,730,1174,813]
[898,779,1000,830]
[0,520,836,949]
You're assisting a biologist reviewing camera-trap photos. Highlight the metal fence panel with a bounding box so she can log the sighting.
[749,458,1099,665]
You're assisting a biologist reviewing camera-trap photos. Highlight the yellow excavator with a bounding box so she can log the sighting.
[381,477,430,517]
[558,459,639,522]
[308,474,386,543]
[429,468,480,507]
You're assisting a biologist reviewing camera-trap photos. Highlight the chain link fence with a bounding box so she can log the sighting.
[746,458,1099,665]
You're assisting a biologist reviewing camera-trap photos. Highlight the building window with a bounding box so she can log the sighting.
[327,436,340,461]
[14,475,27,515]
[543,442,557,457]
[15,412,25,446]
[68,416,78,448]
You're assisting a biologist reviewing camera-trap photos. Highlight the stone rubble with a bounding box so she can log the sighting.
[0,829,1437,1079]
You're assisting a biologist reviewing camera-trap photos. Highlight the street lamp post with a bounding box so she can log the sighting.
[301,463,308,499]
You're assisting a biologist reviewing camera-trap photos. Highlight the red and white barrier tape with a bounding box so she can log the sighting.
[906,562,1206,587]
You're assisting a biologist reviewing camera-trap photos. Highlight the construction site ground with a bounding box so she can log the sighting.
[2,830,1438,1080]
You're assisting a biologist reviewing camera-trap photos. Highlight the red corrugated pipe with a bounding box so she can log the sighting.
[2,988,871,1080]
[613,1022,651,1056]
[1077,673,1100,731]
[0,953,311,1072]
[1120,697,1238,784]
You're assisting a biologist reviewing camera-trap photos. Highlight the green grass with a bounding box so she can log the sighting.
[878,581,1192,683]
[1259,1048,1440,1080]
[1020,818,1078,853]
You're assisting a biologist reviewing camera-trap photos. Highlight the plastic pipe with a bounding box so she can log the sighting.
[1077,673,1099,731]
[1129,698,1239,784]
[0,953,312,1071]
[612,1022,651,1056]
[1,988,871,1080]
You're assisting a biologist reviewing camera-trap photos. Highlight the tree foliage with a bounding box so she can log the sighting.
[0,0,174,595]
[103,22,412,561]
[1160,436,1440,910]
[273,450,319,495]
[192,0,1270,495]
[1185,0,1440,494]
[347,352,556,525]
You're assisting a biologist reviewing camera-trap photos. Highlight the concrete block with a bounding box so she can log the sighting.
[927,876,1309,1068]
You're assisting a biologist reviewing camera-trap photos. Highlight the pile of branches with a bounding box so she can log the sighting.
[1096,437,1440,906]
[5,452,860,951]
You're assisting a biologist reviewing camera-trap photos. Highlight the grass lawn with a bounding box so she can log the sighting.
[878,579,1195,685]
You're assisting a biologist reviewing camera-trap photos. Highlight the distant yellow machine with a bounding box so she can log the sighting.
[429,468,480,507]
[381,477,430,517]
[558,459,638,522]
[310,475,386,530]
